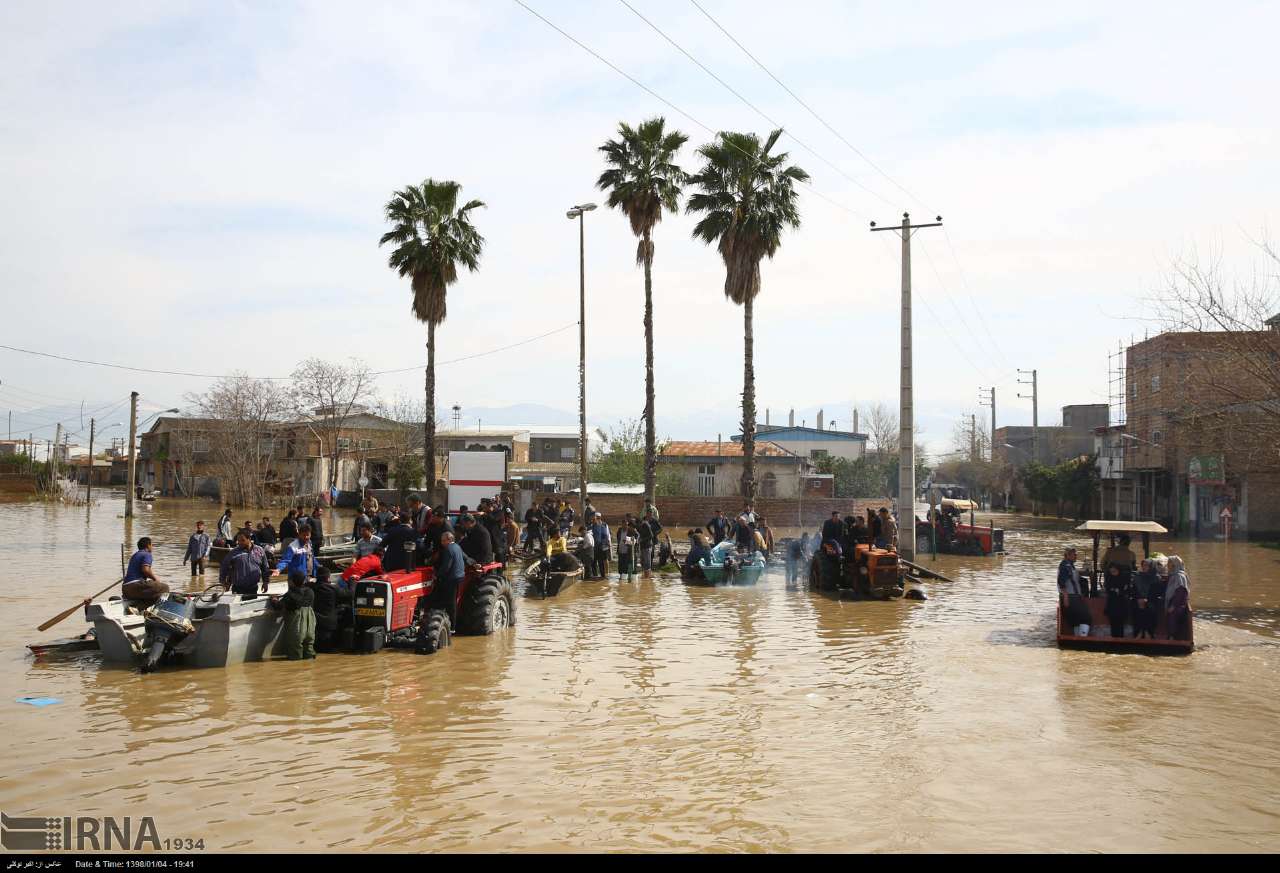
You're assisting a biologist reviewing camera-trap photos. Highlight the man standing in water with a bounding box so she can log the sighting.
[182,520,211,582]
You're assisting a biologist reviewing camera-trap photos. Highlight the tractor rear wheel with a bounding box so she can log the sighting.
[807,557,820,589]
[415,609,451,655]
[461,573,516,635]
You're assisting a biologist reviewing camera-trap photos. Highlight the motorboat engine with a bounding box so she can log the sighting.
[140,593,196,673]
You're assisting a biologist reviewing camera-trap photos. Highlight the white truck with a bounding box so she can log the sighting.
[446,451,507,513]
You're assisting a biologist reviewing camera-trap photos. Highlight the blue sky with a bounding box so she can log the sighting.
[2,0,1278,458]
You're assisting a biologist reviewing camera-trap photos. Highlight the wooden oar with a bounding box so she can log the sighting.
[38,577,123,632]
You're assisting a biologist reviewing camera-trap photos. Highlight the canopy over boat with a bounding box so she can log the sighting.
[1074,520,1168,534]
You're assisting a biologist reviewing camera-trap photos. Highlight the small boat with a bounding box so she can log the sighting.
[87,580,292,668]
[1056,521,1193,654]
[208,533,354,569]
[685,545,767,586]
[523,556,583,598]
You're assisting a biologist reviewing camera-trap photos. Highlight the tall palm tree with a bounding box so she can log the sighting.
[686,129,808,500]
[379,179,485,503]
[596,117,688,507]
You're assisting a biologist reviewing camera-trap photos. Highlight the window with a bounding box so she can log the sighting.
[337,438,351,450]
[1152,430,1163,447]
[193,437,210,453]
[560,447,577,460]
[359,439,372,450]
[697,464,716,497]
[810,450,829,460]
[257,437,274,455]
[761,472,777,497]
[1151,374,1161,392]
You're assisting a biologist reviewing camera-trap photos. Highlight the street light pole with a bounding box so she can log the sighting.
[567,202,597,523]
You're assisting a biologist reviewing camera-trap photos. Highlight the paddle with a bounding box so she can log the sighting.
[38,577,124,632]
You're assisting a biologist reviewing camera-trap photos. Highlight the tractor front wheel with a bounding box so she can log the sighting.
[415,609,451,655]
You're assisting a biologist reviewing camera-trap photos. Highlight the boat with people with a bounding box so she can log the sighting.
[523,555,584,597]
[1056,520,1193,654]
[681,540,767,586]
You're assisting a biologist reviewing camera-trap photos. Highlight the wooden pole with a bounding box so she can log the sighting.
[86,418,95,501]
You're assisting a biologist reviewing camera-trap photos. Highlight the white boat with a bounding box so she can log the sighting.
[85,580,292,668]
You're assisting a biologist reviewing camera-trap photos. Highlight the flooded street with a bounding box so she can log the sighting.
[2,494,1279,852]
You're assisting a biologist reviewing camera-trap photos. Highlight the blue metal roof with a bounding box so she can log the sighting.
[731,426,867,443]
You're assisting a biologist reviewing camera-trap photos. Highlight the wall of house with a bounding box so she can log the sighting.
[567,493,897,528]
[662,459,807,498]
[759,437,865,462]
[529,437,580,463]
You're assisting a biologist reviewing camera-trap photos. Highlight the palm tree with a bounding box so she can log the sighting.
[596,117,688,507]
[379,179,485,503]
[686,129,808,500]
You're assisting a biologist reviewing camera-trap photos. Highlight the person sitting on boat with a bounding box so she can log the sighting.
[545,527,570,560]
[558,504,576,537]
[685,530,712,571]
[122,537,170,605]
[459,514,494,566]
[1057,547,1092,635]
[1164,556,1192,641]
[733,516,755,551]
[1132,559,1160,639]
[353,522,382,559]
[276,525,315,584]
[380,514,417,573]
[751,523,768,555]
[220,530,273,596]
[340,545,384,590]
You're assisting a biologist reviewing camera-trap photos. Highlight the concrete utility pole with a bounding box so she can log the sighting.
[1017,369,1039,463]
[566,202,597,523]
[970,414,978,462]
[871,211,943,563]
[979,387,995,461]
[125,391,139,518]
[86,418,95,502]
[52,422,62,481]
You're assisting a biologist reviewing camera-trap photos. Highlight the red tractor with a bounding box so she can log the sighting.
[352,560,513,655]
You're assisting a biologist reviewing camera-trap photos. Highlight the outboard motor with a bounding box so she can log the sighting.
[140,593,196,673]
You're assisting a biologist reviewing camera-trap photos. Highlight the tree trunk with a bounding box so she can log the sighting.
[741,295,756,500]
[424,321,437,505]
[643,230,657,506]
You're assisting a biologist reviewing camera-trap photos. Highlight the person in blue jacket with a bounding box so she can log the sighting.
[276,524,315,584]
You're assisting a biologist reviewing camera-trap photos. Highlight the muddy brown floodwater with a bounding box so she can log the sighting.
[2,494,1278,852]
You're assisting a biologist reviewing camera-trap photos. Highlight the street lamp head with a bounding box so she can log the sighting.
[575,202,598,212]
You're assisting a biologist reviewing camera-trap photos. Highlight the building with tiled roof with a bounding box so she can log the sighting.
[658,440,812,498]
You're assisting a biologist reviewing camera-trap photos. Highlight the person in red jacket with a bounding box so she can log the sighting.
[340,546,384,591]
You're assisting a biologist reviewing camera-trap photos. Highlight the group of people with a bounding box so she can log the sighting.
[1057,535,1192,640]
[681,504,772,572]
[777,508,899,584]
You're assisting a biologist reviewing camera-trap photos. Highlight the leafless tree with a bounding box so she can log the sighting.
[185,373,291,507]
[863,402,899,457]
[1154,239,1280,445]
[372,396,427,496]
[290,358,374,491]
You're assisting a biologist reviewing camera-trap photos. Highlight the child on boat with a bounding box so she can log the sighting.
[271,573,316,660]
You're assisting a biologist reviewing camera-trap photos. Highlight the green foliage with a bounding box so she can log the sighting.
[597,117,688,262]
[1018,455,1099,518]
[379,179,485,327]
[588,419,688,496]
[815,454,919,499]
[393,453,424,494]
[686,129,809,305]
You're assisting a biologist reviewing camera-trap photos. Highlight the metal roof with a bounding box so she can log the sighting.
[660,440,796,459]
[1075,520,1169,533]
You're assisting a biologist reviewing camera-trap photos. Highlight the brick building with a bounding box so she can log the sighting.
[657,440,813,498]
[1117,326,1280,538]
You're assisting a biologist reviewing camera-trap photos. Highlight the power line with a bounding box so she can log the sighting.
[0,323,579,382]
[689,0,923,209]
[511,0,862,218]
[917,240,1010,383]
[617,0,888,211]
[941,225,1015,371]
